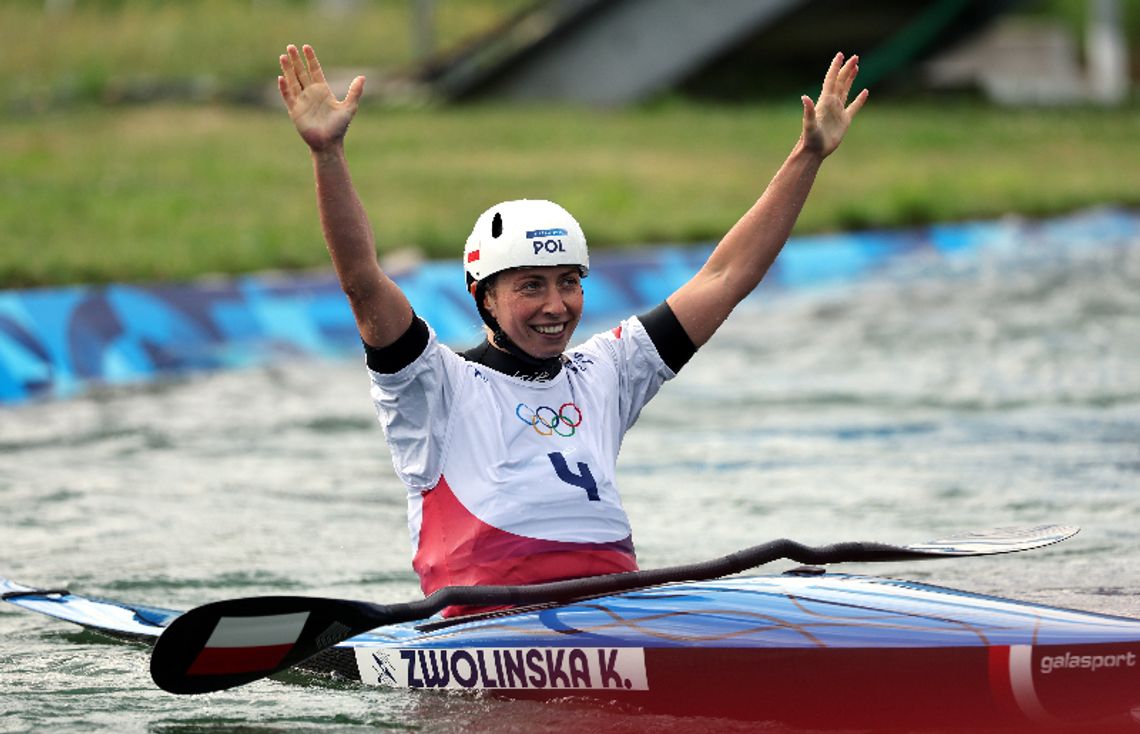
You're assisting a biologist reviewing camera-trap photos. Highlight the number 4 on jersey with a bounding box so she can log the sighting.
[547,452,600,501]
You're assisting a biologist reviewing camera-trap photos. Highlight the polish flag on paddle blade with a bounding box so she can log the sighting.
[187,612,310,676]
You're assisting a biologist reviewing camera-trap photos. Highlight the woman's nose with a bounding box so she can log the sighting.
[541,284,570,315]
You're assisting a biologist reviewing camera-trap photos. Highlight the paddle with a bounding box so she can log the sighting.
[151,523,1077,694]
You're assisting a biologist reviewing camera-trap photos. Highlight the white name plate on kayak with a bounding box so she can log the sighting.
[355,646,648,691]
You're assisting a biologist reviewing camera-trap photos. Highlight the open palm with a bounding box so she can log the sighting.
[278,44,365,152]
[802,53,868,158]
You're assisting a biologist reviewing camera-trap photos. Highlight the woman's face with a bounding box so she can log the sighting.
[481,266,584,358]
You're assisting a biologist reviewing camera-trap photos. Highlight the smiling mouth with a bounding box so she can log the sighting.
[532,324,566,336]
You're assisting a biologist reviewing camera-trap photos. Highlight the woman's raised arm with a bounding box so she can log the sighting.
[667,52,869,347]
[279,44,412,348]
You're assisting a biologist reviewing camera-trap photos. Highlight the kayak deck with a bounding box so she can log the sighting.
[1,578,179,643]
[9,573,1140,649]
[357,573,1140,648]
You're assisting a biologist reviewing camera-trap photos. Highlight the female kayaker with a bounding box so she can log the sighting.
[277,44,867,612]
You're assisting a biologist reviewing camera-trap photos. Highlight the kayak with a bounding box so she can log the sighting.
[4,570,1139,731]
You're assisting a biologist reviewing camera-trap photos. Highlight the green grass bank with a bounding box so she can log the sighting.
[3,101,1139,288]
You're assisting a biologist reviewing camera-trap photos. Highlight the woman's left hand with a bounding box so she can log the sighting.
[801,52,869,158]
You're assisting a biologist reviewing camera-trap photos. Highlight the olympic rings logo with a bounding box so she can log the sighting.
[516,402,583,437]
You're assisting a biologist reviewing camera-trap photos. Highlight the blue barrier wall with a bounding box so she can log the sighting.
[2,208,1136,404]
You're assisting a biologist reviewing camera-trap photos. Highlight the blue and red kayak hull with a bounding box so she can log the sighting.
[5,573,1139,729]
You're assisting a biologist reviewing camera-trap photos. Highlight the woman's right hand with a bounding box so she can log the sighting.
[278,44,365,152]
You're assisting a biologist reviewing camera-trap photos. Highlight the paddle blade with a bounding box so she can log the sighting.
[150,596,383,694]
[904,524,1080,556]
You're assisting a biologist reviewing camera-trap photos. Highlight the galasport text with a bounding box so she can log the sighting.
[1039,650,1136,674]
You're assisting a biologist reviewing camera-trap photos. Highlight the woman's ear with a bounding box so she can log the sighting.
[476,280,497,319]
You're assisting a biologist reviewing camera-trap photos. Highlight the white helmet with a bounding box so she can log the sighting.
[463,199,589,285]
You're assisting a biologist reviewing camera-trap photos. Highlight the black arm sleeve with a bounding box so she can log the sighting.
[638,301,697,373]
[362,315,430,374]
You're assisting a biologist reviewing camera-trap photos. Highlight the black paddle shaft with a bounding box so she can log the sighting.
[418,539,924,612]
[412,525,1078,612]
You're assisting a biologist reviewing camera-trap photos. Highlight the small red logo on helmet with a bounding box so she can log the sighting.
[467,250,480,263]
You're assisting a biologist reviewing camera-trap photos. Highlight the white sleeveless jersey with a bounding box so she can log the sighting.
[367,315,674,597]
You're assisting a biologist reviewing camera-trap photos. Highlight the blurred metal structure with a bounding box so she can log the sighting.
[406,0,1020,105]
[445,0,804,106]
[923,0,1130,105]
[413,0,438,61]
[1087,0,1129,104]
